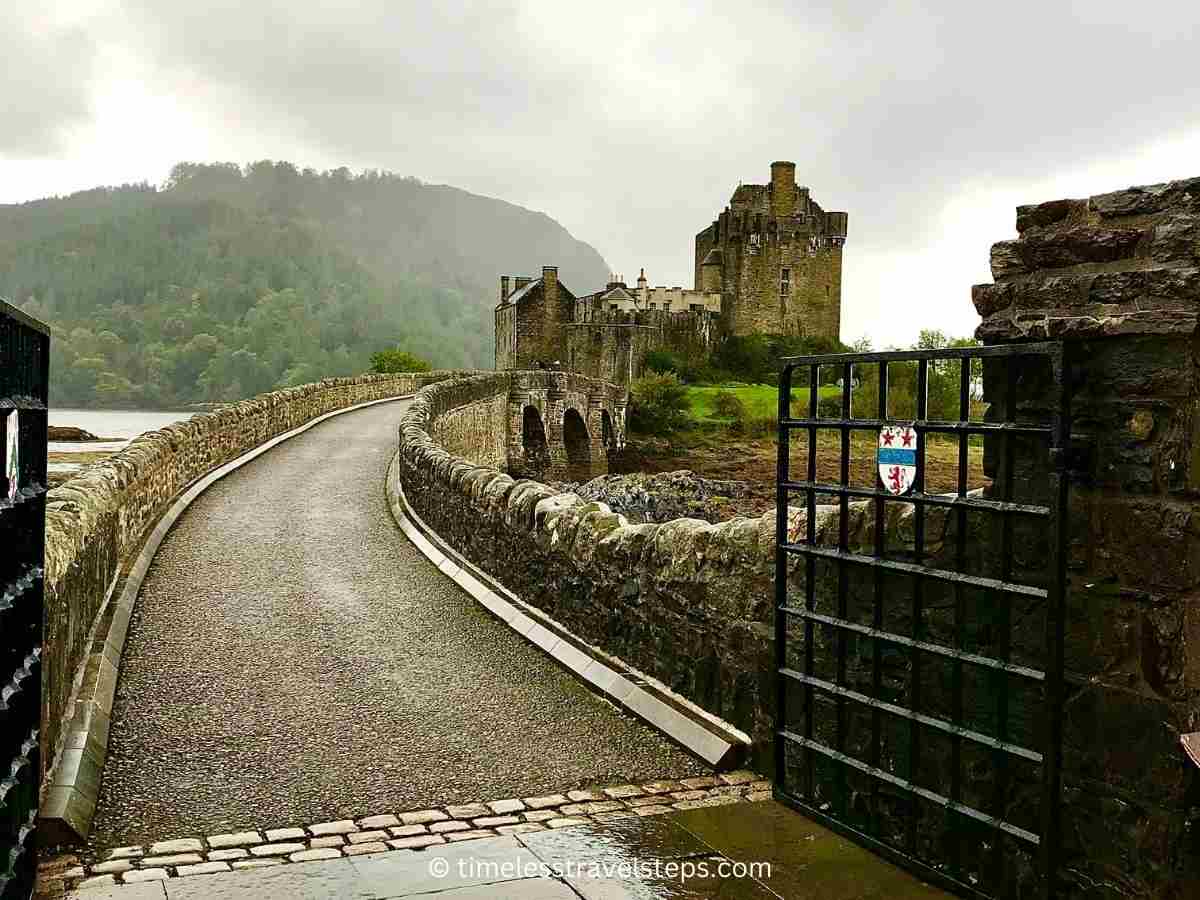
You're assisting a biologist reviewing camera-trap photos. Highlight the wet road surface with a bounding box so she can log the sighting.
[70,801,951,899]
[89,399,707,851]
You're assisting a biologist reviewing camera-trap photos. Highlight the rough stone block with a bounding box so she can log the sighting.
[249,842,307,857]
[357,814,400,829]
[207,849,248,861]
[347,830,389,844]
[263,827,306,842]
[444,803,489,819]
[89,860,132,875]
[398,809,448,825]
[122,868,168,883]
[207,831,262,849]
[289,848,341,863]
[140,853,202,867]
[486,798,526,814]
[177,861,233,876]
[146,838,202,855]
[388,825,427,838]
[387,835,445,850]
[523,794,568,809]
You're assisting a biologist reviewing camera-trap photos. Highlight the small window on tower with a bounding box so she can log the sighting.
[780,267,791,298]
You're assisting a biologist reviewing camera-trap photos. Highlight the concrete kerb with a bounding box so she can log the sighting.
[40,394,418,844]
[384,453,751,769]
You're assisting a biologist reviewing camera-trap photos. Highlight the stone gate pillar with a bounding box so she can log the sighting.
[545,372,568,480]
[973,176,1200,897]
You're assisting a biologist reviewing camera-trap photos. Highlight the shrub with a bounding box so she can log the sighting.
[370,348,432,374]
[817,394,842,418]
[711,390,746,420]
[644,349,682,375]
[628,372,691,434]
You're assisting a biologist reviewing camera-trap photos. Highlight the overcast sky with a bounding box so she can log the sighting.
[4,1,1198,346]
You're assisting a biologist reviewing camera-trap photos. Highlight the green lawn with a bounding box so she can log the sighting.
[686,382,841,424]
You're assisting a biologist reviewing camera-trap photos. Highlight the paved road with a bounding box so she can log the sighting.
[89,399,707,851]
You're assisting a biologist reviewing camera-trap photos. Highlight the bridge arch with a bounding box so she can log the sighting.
[562,408,591,482]
[521,405,550,476]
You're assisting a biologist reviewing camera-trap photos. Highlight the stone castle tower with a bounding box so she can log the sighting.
[694,161,847,340]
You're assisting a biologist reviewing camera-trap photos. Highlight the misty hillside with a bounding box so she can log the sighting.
[0,161,609,407]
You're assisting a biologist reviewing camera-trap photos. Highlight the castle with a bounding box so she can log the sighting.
[495,161,847,385]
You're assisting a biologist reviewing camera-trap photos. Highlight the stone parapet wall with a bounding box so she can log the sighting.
[397,372,934,776]
[41,372,465,797]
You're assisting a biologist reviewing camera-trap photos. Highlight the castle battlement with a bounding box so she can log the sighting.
[495,161,847,383]
[695,161,846,340]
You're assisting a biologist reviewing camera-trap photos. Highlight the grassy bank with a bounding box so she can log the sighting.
[685,382,841,425]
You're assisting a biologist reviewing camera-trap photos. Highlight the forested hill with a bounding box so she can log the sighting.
[0,162,610,407]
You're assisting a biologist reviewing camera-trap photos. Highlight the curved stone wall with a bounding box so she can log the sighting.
[397,370,938,772]
[41,372,464,819]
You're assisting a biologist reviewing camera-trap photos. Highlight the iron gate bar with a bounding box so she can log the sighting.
[780,668,1042,762]
[774,340,1069,900]
[781,545,1048,598]
[779,730,1042,845]
[780,481,1051,517]
[781,418,1052,437]
[779,607,1046,682]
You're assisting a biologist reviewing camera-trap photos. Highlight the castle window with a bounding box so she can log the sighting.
[649,303,657,310]
[780,267,791,298]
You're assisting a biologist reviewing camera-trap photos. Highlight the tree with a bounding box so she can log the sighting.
[644,350,681,375]
[628,373,690,434]
[370,348,432,374]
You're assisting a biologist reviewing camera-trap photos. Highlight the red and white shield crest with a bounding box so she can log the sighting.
[878,425,916,495]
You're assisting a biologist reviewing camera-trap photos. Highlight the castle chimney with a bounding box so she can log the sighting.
[542,266,558,304]
[770,160,798,218]
[500,275,511,303]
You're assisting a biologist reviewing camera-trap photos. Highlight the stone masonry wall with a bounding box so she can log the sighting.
[397,374,940,777]
[974,175,1200,897]
[430,388,509,470]
[41,372,465,796]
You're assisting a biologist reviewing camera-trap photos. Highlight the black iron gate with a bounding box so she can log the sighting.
[0,299,49,900]
[774,343,1069,899]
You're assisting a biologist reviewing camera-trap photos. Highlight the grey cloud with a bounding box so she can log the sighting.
[0,11,100,157]
[66,1,1200,295]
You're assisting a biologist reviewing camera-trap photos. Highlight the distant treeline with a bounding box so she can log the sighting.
[1,161,608,407]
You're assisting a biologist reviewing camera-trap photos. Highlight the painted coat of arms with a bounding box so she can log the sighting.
[877,424,916,495]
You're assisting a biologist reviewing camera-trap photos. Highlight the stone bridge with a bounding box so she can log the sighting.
[506,372,626,481]
[30,175,1200,900]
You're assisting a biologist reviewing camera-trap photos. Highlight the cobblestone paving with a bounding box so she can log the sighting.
[62,775,770,892]
[87,400,709,854]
